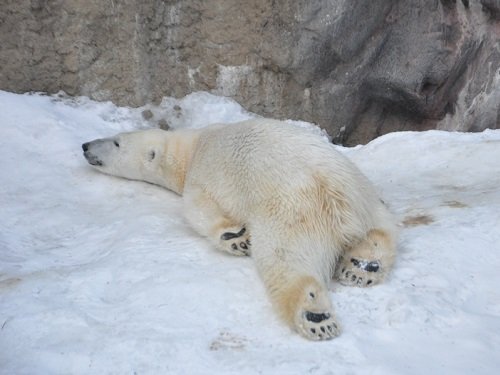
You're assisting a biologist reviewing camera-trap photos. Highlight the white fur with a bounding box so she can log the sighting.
[82,118,398,341]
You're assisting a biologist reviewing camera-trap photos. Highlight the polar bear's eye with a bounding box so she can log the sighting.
[149,150,156,161]
[113,140,120,148]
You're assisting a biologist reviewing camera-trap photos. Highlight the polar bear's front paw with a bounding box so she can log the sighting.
[296,310,340,341]
[335,257,381,287]
[219,227,251,256]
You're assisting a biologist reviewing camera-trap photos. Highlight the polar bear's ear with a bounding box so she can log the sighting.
[148,150,156,161]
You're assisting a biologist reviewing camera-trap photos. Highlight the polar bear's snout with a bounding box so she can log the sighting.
[82,139,108,167]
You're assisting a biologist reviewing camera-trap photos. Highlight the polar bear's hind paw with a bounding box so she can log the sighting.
[336,258,382,287]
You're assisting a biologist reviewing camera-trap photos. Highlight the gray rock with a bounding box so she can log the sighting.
[481,0,500,19]
[157,119,170,131]
[0,0,498,144]
[142,109,154,121]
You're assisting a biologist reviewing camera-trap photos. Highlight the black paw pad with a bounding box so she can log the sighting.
[305,311,331,323]
[364,261,380,273]
[350,258,380,273]
[221,227,246,240]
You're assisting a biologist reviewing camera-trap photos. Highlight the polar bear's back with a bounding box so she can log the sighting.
[192,118,370,193]
[196,118,351,177]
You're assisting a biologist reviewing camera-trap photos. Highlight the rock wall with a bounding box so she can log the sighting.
[0,0,498,144]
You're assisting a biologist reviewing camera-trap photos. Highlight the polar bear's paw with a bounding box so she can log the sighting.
[296,310,340,340]
[219,227,251,256]
[335,257,382,287]
[291,279,340,340]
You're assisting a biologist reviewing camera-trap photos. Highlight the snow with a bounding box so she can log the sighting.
[1,90,499,374]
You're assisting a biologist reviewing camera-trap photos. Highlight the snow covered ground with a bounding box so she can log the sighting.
[0,90,499,374]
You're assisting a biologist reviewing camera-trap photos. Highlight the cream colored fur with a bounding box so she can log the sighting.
[82,118,398,341]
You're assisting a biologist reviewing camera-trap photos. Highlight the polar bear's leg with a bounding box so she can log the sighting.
[183,187,251,256]
[335,228,396,287]
[250,235,340,340]
[258,265,340,340]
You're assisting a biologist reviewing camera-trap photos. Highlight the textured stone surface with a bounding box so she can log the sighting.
[0,0,498,144]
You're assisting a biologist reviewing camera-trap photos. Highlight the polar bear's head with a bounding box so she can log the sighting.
[82,129,170,187]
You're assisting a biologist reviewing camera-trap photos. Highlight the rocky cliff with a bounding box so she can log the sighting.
[0,0,498,144]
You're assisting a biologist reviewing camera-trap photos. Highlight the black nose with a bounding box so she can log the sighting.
[82,143,89,152]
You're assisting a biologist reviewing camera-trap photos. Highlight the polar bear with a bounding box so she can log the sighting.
[82,118,397,341]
